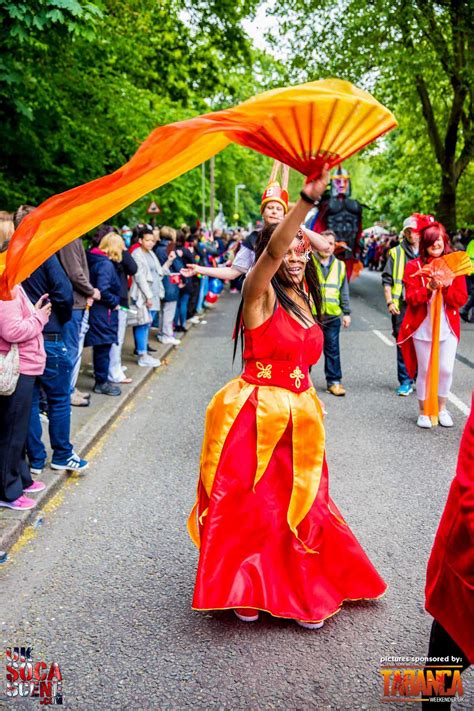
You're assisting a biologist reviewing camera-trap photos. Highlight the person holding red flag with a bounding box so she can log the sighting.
[398,222,467,428]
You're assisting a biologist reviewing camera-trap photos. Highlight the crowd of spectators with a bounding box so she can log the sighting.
[0,208,248,512]
[360,232,399,271]
[360,227,473,273]
[1,206,471,514]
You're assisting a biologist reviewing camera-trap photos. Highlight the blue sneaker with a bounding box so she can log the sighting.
[51,454,89,473]
[397,382,413,396]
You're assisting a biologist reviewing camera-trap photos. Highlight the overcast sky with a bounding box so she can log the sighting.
[241,2,279,51]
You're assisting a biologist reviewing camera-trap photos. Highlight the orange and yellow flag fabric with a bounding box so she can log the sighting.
[0,78,397,298]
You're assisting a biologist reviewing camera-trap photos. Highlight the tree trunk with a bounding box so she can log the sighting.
[436,170,457,231]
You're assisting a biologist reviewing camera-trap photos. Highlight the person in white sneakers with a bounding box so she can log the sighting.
[130,226,173,366]
[398,222,468,429]
[154,227,181,346]
[0,285,51,510]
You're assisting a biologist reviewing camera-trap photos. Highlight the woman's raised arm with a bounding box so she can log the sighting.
[243,168,329,304]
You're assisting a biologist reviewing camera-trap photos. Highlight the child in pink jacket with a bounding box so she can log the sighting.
[0,285,51,510]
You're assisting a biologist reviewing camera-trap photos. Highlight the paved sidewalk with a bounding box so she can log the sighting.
[0,325,190,553]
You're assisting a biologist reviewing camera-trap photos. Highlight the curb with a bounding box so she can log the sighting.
[0,341,177,554]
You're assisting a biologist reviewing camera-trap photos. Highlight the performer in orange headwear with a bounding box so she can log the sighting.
[398,222,468,429]
[181,162,329,283]
[182,164,289,284]
[187,167,387,628]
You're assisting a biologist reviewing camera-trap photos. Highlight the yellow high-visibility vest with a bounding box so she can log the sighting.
[313,255,346,316]
[388,245,406,309]
[467,239,474,275]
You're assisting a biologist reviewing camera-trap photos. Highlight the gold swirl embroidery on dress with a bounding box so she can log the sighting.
[256,362,272,379]
[290,366,305,389]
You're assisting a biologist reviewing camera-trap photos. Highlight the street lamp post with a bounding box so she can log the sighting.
[210,156,215,228]
[234,183,246,223]
[201,162,206,226]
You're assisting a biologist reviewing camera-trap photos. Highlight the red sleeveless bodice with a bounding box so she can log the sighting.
[241,303,323,393]
[243,302,323,364]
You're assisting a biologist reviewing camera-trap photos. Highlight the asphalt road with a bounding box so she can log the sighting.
[1,271,473,710]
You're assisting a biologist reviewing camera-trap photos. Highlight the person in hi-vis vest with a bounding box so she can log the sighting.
[313,230,351,396]
[460,233,474,323]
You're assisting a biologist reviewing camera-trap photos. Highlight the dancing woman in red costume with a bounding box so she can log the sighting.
[188,169,387,628]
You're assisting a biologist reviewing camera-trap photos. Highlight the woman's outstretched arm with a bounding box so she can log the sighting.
[302,226,331,253]
[181,264,243,280]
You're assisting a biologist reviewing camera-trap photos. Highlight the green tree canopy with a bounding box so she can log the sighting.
[268,0,473,230]
[0,0,278,227]
[3,0,470,232]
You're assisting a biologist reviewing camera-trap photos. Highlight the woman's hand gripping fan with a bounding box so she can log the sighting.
[414,252,472,289]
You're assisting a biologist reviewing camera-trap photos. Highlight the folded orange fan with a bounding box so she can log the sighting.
[0,78,397,298]
[413,252,472,287]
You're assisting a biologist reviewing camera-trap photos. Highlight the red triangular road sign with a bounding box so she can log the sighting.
[147,201,161,214]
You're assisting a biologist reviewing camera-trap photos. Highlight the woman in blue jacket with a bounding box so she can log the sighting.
[85,234,122,396]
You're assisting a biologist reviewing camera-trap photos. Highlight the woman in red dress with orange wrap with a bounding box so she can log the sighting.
[188,168,387,628]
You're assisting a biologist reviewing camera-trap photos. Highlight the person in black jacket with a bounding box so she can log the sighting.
[154,227,180,345]
[173,231,194,332]
[108,245,137,384]
[85,234,122,396]
[58,237,100,407]
[14,205,89,475]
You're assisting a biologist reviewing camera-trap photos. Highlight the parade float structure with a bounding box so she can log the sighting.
[0,78,397,299]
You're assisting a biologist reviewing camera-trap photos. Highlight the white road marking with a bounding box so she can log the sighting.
[372,329,471,417]
[448,392,471,417]
[372,329,394,347]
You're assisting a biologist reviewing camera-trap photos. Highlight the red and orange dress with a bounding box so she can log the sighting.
[188,303,387,623]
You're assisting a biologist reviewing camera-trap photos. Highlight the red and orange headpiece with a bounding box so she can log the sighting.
[403,213,435,232]
[260,161,290,214]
